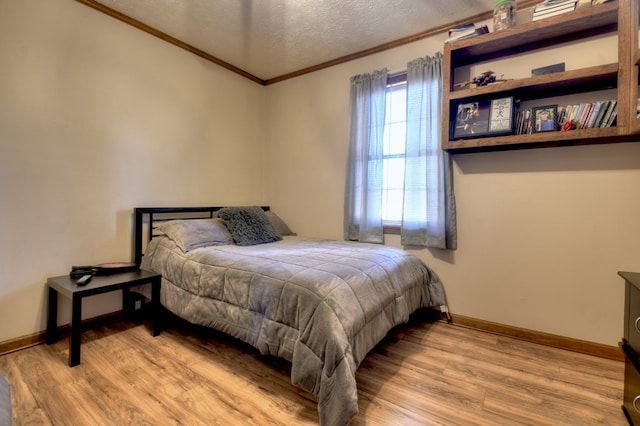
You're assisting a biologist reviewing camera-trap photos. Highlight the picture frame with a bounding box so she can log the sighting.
[531,104,558,132]
[451,96,514,140]
[488,97,514,134]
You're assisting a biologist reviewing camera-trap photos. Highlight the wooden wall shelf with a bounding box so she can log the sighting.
[442,0,640,153]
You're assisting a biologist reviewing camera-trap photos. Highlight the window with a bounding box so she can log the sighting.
[382,75,407,226]
[345,56,456,248]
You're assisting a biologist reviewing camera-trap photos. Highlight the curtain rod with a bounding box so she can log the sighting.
[388,68,406,76]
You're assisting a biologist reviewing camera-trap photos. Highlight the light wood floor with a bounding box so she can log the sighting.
[0,311,628,425]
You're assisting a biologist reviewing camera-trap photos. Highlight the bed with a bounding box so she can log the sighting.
[133,206,447,426]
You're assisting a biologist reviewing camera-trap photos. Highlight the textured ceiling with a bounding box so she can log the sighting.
[90,0,499,82]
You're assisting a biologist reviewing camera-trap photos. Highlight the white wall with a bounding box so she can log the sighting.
[0,0,267,342]
[264,29,640,346]
[435,145,640,344]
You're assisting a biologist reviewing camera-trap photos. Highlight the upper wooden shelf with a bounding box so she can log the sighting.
[441,1,638,152]
[446,3,618,61]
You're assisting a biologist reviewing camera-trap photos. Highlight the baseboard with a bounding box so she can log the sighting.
[0,331,45,357]
[0,311,623,362]
[449,313,623,362]
[0,311,124,356]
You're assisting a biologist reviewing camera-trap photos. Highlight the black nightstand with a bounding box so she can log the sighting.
[45,269,161,367]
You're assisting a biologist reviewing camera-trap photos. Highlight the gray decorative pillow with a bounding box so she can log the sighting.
[218,206,282,246]
[265,211,296,236]
[156,219,233,252]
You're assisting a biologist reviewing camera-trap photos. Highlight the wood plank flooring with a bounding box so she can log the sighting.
[0,311,628,425]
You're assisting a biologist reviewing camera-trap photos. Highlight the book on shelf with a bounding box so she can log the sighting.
[593,102,609,127]
[567,104,578,123]
[448,22,475,36]
[573,103,586,126]
[510,101,615,135]
[558,105,568,124]
[578,103,591,128]
[557,106,566,124]
[605,102,618,127]
[585,101,603,128]
[577,103,590,129]
[514,109,533,135]
[533,0,577,13]
[556,100,616,129]
[538,0,575,4]
[444,24,489,43]
[532,4,576,21]
[598,101,614,128]
[514,110,524,135]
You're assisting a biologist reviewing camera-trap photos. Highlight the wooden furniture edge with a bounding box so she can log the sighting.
[0,310,622,361]
[447,313,623,361]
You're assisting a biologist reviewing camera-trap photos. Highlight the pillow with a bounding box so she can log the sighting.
[156,219,233,252]
[265,211,296,236]
[217,206,282,246]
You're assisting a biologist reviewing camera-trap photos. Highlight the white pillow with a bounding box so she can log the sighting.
[156,219,233,252]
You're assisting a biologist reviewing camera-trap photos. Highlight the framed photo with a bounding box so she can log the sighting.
[452,97,514,140]
[531,105,557,132]
[488,97,513,134]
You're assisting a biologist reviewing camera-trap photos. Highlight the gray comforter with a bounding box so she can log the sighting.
[141,236,446,425]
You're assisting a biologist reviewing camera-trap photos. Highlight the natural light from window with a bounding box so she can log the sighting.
[382,80,407,225]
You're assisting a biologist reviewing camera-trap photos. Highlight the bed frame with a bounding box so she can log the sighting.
[133,206,270,265]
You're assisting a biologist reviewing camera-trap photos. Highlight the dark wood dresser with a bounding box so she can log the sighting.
[620,271,640,425]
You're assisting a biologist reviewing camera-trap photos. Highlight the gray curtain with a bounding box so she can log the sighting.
[344,69,388,243]
[402,53,457,249]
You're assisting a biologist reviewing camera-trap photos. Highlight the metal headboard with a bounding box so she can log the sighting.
[133,206,270,265]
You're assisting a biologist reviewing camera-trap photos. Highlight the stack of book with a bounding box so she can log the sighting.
[531,0,577,21]
[513,100,617,135]
[514,110,534,135]
[557,100,618,129]
[445,23,489,43]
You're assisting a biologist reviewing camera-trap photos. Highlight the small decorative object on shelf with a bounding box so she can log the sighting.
[454,70,508,89]
[531,62,565,76]
[474,70,498,86]
[493,0,517,31]
[561,120,577,131]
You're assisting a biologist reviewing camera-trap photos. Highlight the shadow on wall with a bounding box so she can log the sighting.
[452,141,640,175]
